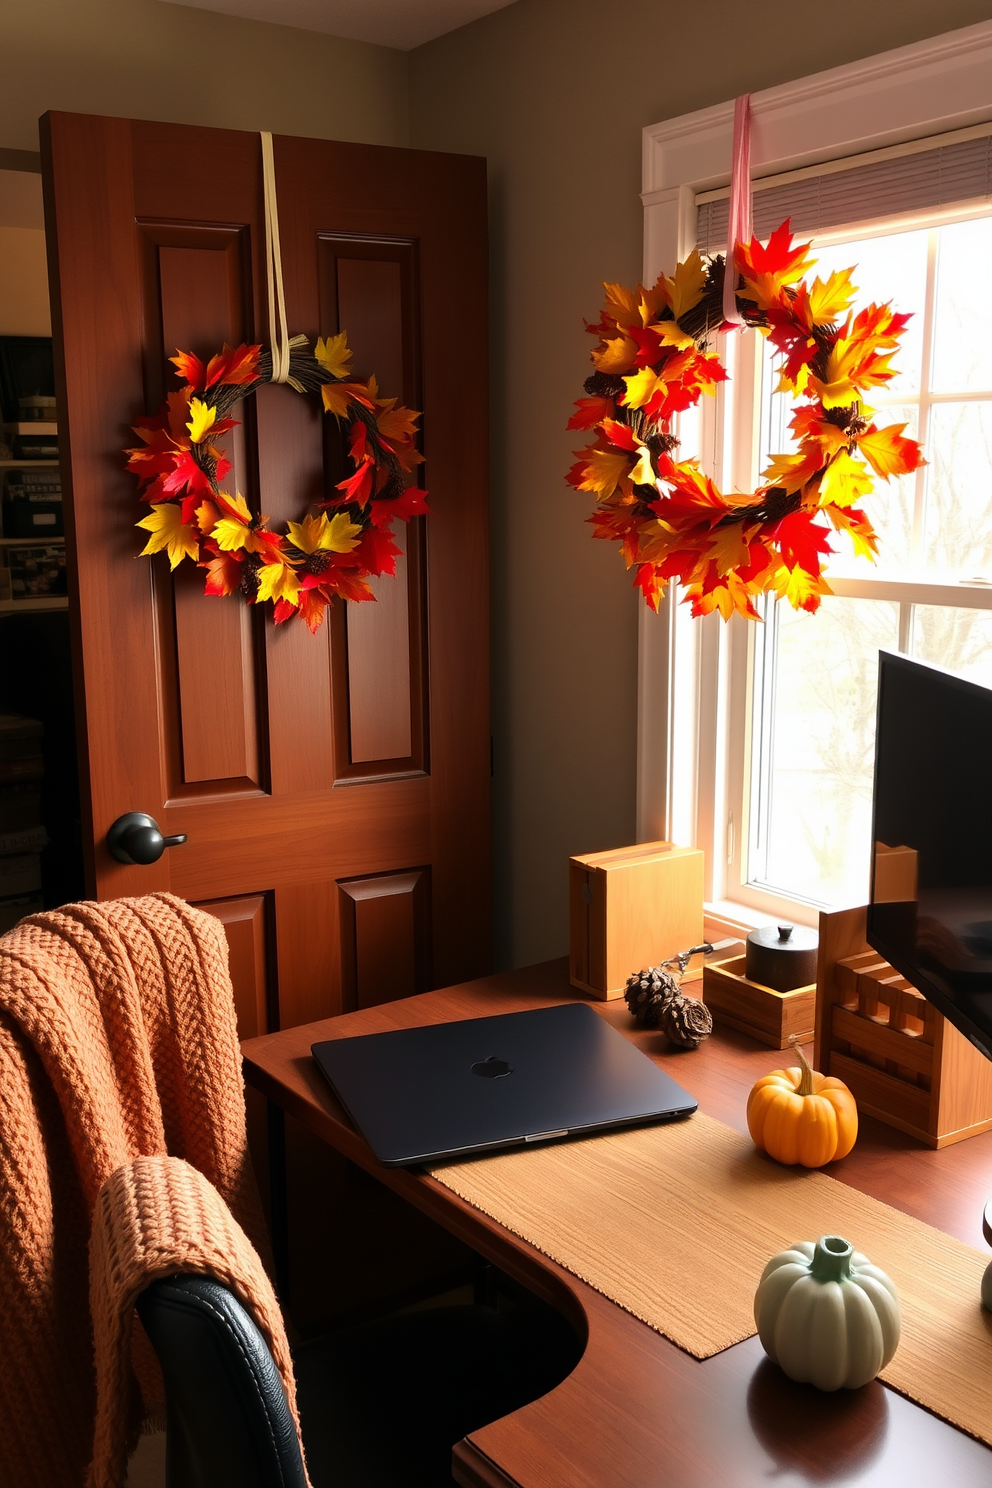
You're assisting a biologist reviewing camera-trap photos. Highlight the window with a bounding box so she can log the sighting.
[639,21,992,927]
[730,215,992,918]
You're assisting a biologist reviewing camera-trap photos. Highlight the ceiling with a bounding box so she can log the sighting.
[157,0,518,50]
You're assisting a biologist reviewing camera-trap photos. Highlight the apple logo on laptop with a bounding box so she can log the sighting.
[471,1055,512,1079]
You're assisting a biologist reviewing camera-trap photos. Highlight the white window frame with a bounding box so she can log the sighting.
[638,18,992,928]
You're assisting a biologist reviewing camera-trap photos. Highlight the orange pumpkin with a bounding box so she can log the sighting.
[747,1043,857,1167]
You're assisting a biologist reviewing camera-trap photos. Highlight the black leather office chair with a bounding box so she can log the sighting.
[137,1273,581,1487]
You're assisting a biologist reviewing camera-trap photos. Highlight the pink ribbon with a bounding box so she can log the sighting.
[722,94,752,328]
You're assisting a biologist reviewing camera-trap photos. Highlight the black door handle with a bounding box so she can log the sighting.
[107,812,188,866]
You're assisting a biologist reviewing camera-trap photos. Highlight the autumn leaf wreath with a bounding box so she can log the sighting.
[126,334,427,631]
[568,221,926,618]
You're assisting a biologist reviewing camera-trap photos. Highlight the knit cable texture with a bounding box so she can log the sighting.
[0,893,279,1487]
[89,1155,308,1488]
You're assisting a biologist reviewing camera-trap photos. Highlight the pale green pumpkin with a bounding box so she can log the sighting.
[754,1235,900,1390]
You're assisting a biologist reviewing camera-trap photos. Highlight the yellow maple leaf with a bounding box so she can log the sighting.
[592,335,638,374]
[621,367,663,411]
[813,330,897,408]
[787,410,849,461]
[315,331,353,381]
[256,559,302,608]
[576,447,632,497]
[774,361,811,398]
[653,321,696,351]
[817,450,874,509]
[321,380,374,419]
[602,282,641,329]
[706,523,753,576]
[772,563,834,612]
[808,268,858,325]
[662,250,707,320]
[136,503,200,570]
[377,404,421,444]
[186,397,217,445]
[629,445,656,487]
[639,277,670,325]
[760,450,824,493]
[287,511,362,555]
[827,505,879,562]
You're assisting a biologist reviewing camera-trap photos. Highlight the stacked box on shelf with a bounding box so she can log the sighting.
[2,466,63,537]
[7,544,66,600]
[0,714,46,933]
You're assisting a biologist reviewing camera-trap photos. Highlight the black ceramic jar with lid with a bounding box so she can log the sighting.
[745,922,818,992]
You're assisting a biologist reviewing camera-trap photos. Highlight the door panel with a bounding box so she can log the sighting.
[346,526,413,764]
[42,113,491,1025]
[319,233,426,780]
[197,891,272,1041]
[339,868,428,1009]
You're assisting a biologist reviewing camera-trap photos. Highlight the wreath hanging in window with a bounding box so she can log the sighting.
[567,220,926,619]
[123,131,427,634]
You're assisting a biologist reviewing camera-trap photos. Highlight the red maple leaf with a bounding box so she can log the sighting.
[600,419,640,452]
[336,463,375,506]
[369,487,430,526]
[352,526,402,577]
[771,509,834,575]
[200,549,243,596]
[170,350,207,391]
[566,397,614,430]
[633,564,666,610]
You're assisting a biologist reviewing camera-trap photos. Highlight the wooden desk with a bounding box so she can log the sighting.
[242,958,992,1488]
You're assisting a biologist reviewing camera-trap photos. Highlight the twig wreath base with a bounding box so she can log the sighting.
[567,221,925,619]
[126,333,427,632]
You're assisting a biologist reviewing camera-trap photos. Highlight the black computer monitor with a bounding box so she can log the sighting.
[868,650,992,1062]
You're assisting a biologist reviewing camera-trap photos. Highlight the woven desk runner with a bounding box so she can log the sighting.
[430,1113,992,1447]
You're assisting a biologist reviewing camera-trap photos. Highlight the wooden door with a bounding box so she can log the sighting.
[40,113,491,1043]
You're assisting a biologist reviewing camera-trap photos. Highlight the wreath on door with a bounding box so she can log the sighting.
[567,220,926,618]
[125,332,427,633]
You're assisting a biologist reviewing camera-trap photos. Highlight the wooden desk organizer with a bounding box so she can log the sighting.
[702,956,815,1050]
[569,841,704,1000]
[815,904,992,1148]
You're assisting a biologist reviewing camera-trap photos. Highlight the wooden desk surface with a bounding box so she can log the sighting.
[242,958,992,1488]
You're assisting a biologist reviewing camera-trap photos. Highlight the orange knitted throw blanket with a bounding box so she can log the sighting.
[0,893,290,1487]
[89,1155,307,1487]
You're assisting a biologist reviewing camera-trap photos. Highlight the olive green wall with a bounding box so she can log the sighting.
[409,0,992,968]
[0,0,409,151]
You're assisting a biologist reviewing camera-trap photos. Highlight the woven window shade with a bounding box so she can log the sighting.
[696,130,992,251]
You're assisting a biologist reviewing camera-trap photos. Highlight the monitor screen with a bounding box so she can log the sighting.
[868,650,992,1063]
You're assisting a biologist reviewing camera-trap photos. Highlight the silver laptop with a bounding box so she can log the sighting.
[311,1001,697,1167]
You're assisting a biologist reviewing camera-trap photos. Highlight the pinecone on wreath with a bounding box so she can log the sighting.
[623,965,680,1028]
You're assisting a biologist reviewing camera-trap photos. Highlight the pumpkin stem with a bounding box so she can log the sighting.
[790,1038,816,1097]
[810,1235,853,1283]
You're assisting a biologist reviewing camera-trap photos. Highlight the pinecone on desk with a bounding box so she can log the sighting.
[624,965,680,1028]
[661,991,713,1050]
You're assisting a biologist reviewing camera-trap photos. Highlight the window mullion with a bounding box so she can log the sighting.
[912,229,940,561]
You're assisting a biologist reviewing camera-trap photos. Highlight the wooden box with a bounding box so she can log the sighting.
[702,956,816,1049]
[569,841,704,1000]
[815,905,992,1148]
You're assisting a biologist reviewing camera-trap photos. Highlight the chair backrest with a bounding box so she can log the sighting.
[136,1275,307,1488]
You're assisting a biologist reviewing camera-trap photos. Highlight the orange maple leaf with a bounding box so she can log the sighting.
[205,343,262,387]
[856,422,925,480]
